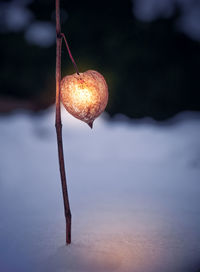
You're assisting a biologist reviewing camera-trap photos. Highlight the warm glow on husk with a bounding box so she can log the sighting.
[61,70,108,128]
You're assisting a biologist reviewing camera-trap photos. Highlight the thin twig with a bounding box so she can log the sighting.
[61,33,80,75]
[55,0,72,245]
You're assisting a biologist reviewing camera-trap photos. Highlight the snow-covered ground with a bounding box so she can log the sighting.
[0,107,200,272]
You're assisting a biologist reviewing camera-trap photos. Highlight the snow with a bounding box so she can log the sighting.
[0,107,200,272]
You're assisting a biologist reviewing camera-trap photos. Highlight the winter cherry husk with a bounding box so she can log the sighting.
[61,70,108,128]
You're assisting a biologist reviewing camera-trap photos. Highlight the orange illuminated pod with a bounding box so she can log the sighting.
[61,70,108,128]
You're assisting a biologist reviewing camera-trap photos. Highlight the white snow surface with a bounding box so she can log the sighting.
[0,107,200,272]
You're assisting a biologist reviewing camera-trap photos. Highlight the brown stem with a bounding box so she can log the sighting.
[55,0,71,244]
[61,33,80,75]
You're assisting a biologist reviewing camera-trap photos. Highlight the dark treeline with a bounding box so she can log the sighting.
[0,0,200,120]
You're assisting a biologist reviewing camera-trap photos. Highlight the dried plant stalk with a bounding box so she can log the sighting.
[55,0,71,244]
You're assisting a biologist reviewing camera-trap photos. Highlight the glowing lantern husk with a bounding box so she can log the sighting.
[61,70,108,128]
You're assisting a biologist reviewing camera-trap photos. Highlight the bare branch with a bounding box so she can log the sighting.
[55,0,72,245]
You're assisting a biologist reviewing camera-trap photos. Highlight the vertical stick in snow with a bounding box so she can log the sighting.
[55,0,72,245]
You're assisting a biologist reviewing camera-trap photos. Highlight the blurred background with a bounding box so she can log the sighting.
[0,0,200,120]
[1,1,200,272]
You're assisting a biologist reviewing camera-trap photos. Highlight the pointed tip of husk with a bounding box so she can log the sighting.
[88,121,93,129]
